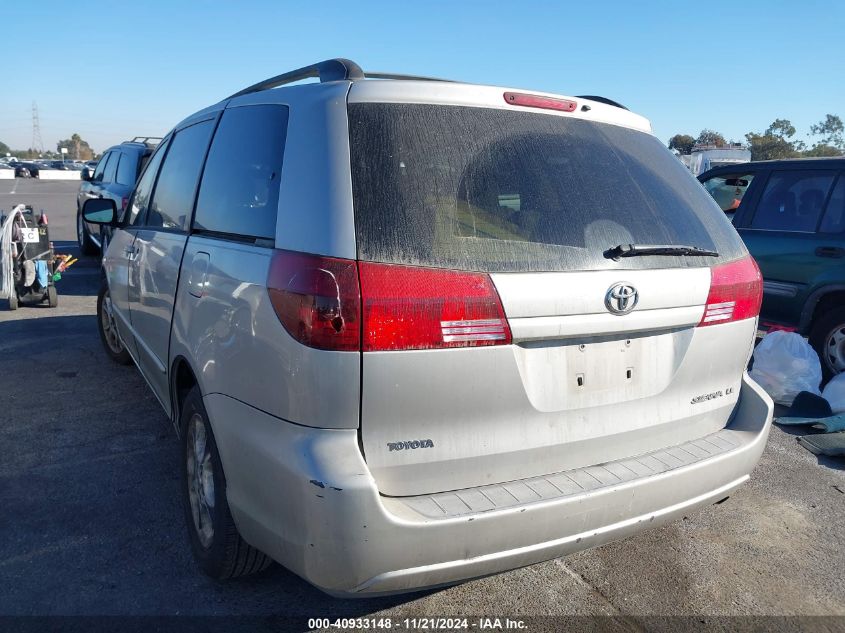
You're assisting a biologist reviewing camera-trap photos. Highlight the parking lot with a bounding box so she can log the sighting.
[1,179,844,629]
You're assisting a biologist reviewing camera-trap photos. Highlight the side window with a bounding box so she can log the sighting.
[819,176,845,234]
[93,152,112,182]
[103,150,119,183]
[145,120,215,232]
[116,151,139,186]
[194,105,288,240]
[138,153,151,179]
[750,171,836,232]
[128,139,170,226]
[701,172,756,213]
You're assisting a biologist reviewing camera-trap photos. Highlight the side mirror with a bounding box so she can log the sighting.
[81,167,92,181]
[82,198,117,225]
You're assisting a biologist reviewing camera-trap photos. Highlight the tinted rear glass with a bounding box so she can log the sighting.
[349,104,745,272]
[115,150,139,186]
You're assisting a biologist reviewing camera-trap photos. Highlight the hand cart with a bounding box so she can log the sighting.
[1,205,58,310]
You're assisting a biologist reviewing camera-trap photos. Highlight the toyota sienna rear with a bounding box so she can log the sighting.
[88,59,774,597]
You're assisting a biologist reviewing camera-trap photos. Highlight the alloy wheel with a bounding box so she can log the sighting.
[186,414,215,549]
[100,291,123,355]
[824,325,845,374]
[77,213,85,244]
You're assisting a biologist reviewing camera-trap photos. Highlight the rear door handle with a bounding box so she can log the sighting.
[815,246,845,259]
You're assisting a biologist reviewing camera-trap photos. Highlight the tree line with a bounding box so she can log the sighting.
[669,114,844,161]
[0,133,96,160]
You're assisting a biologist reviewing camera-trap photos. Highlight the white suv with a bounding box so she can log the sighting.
[82,58,774,596]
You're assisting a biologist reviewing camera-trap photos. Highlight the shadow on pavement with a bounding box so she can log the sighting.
[0,312,429,616]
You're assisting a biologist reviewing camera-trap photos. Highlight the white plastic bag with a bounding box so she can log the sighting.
[822,372,845,413]
[749,331,822,406]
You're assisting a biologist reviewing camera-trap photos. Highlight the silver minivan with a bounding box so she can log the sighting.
[83,59,774,596]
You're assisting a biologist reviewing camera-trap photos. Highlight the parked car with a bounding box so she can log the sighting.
[700,158,845,377]
[15,162,39,178]
[76,138,160,256]
[82,58,773,597]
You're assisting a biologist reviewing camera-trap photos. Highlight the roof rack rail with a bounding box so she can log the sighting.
[575,95,629,111]
[365,72,456,83]
[226,59,460,99]
[228,58,365,99]
[129,136,163,145]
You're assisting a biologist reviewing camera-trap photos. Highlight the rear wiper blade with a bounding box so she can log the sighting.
[605,244,719,260]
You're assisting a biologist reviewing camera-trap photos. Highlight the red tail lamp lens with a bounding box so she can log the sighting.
[358,262,512,352]
[267,250,360,351]
[699,256,763,327]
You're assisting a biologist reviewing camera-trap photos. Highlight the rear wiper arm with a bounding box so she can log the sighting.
[604,244,719,260]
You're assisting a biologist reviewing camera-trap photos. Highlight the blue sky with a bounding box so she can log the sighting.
[2,0,843,154]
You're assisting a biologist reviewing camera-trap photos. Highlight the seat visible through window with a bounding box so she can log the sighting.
[751,171,835,232]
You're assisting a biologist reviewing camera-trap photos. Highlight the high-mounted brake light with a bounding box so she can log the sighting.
[698,256,762,327]
[267,250,361,351]
[359,262,512,352]
[503,92,577,113]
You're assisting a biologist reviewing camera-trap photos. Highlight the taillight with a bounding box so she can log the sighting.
[359,262,512,352]
[503,91,577,112]
[699,256,762,326]
[267,250,360,351]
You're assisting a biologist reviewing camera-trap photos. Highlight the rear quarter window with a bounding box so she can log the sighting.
[349,104,746,272]
[820,175,845,234]
[115,151,139,186]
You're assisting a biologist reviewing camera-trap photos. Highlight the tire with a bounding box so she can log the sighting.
[809,306,845,380]
[180,386,271,579]
[47,285,58,308]
[97,282,131,365]
[77,208,98,257]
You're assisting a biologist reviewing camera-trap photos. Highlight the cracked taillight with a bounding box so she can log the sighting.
[267,250,361,351]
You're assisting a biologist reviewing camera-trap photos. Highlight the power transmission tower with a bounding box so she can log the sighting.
[31,101,44,154]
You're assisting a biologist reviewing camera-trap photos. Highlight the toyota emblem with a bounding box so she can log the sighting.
[605,283,638,315]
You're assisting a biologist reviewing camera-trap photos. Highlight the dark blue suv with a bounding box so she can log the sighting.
[77,137,160,255]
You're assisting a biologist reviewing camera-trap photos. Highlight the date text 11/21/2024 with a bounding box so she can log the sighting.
[307,617,528,630]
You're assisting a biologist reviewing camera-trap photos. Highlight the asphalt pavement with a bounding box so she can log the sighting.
[1,179,844,631]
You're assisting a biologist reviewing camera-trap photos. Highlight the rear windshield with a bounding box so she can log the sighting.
[349,103,746,272]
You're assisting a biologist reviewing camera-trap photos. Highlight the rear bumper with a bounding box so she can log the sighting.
[206,372,773,597]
